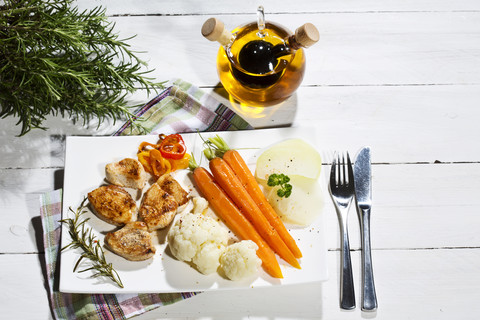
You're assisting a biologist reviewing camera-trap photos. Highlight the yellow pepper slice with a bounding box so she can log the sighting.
[150,149,171,177]
[138,141,160,153]
[137,150,153,174]
[169,153,191,171]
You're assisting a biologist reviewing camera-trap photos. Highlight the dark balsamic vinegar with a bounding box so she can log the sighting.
[233,40,292,88]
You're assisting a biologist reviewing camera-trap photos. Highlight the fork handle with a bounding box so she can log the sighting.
[340,224,356,310]
[360,207,378,311]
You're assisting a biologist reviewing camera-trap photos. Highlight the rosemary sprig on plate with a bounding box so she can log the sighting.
[61,197,124,288]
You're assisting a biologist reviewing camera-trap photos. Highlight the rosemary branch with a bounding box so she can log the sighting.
[0,0,165,136]
[60,197,124,288]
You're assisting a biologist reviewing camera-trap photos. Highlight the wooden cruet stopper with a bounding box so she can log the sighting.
[201,18,234,47]
[293,23,320,48]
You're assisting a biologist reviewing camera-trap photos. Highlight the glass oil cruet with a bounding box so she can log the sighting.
[202,6,319,107]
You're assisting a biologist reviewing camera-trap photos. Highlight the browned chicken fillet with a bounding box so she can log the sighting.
[88,185,137,226]
[105,158,147,189]
[156,174,189,206]
[139,182,178,231]
[104,221,156,261]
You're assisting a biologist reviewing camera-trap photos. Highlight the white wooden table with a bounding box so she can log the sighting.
[1,0,480,319]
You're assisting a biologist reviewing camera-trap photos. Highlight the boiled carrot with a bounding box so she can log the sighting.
[223,149,303,259]
[192,166,283,278]
[204,135,302,258]
[209,157,301,269]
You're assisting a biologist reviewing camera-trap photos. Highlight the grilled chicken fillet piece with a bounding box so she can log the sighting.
[139,182,178,231]
[105,221,156,261]
[156,174,189,206]
[105,158,147,189]
[88,185,137,226]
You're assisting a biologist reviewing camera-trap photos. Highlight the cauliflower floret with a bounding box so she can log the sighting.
[192,196,209,214]
[220,240,262,281]
[167,212,229,274]
[193,242,226,274]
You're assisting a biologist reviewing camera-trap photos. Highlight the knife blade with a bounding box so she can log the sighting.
[354,146,378,311]
[354,147,372,209]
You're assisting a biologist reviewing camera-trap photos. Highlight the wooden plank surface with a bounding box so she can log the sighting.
[2,250,480,319]
[1,0,479,319]
[76,0,480,15]
[97,13,480,86]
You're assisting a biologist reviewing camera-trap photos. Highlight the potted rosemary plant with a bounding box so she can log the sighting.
[0,0,164,136]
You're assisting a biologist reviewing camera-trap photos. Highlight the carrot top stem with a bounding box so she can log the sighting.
[203,134,230,160]
[188,153,200,171]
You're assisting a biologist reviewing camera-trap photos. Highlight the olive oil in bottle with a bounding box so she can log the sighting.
[202,11,319,107]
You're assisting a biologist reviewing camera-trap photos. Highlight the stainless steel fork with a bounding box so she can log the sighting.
[329,152,356,310]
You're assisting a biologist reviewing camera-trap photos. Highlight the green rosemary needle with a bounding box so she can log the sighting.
[60,197,124,288]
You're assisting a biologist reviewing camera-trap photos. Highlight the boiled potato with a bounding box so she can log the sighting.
[255,138,323,226]
[255,138,322,182]
[261,175,324,226]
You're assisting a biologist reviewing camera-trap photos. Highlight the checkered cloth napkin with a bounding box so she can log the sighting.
[40,79,253,320]
[115,79,252,135]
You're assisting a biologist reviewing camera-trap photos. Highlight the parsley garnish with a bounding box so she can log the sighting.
[267,173,293,198]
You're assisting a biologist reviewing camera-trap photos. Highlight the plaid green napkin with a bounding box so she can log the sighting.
[40,79,253,320]
[115,78,252,135]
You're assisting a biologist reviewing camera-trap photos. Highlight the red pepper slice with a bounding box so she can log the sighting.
[159,134,186,160]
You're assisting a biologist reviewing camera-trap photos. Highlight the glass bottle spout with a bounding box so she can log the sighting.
[256,6,266,38]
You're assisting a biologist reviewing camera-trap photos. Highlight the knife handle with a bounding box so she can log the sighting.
[340,223,356,310]
[360,207,378,311]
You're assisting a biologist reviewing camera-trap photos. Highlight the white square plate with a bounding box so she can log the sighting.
[60,127,328,293]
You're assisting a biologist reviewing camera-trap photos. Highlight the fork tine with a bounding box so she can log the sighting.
[330,152,338,187]
[336,152,341,185]
[330,151,355,191]
[346,152,354,187]
[340,151,346,185]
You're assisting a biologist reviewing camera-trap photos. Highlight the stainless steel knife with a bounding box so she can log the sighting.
[354,146,378,311]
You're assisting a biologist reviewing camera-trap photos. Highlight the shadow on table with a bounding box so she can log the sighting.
[150,281,324,320]
[31,215,56,318]
[30,169,65,318]
[211,83,298,129]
